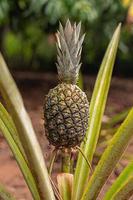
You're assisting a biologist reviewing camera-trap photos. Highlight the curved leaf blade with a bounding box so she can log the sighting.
[0,54,55,200]
[73,24,121,200]
[102,108,130,129]
[0,103,40,200]
[0,183,16,200]
[0,102,27,162]
[82,108,133,200]
[103,160,133,200]
[113,176,133,200]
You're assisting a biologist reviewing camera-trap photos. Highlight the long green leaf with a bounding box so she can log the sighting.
[73,24,121,200]
[0,102,27,162]
[0,53,55,200]
[102,108,130,129]
[103,160,133,200]
[0,183,16,200]
[0,103,40,200]
[113,176,133,200]
[81,108,133,200]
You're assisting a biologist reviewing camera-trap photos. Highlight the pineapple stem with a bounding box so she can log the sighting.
[61,148,72,173]
[70,151,74,174]
[48,148,58,175]
[76,146,93,173]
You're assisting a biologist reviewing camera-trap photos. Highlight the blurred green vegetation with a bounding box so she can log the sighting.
[0,0,133,75]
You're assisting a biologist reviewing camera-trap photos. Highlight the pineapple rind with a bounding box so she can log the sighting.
[44,83,89,148]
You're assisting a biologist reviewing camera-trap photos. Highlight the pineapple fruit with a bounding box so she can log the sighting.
[44,20,89,148]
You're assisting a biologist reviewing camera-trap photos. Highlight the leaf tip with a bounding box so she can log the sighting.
[115,23,122,36]
[117,22,122,30]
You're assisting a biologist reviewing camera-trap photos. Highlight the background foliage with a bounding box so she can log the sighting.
[0,0,133,75]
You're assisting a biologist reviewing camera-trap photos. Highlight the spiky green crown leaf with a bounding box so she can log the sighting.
[56,19,85,84]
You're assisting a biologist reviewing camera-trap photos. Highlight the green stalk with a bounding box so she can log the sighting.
[62,149,71,173]
[0,53,55,200]
[73,24,121,200]
[0,183,16,200]
[81,108,133,200]
[103,160,133,200]
[113,176,133,200]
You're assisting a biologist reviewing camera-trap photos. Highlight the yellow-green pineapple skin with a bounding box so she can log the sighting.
[44,83,89,148]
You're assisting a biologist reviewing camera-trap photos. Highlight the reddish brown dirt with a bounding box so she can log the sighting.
[0,72,133,200]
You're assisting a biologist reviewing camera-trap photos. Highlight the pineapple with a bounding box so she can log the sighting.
[44,20,89,148]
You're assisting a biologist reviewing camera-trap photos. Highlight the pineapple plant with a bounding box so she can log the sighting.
[0,19,133,200]
[44,20,89,149]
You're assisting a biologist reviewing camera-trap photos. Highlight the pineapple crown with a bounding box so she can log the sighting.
[56,19,85,84]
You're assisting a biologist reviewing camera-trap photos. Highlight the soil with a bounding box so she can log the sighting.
[0,71,133,200]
